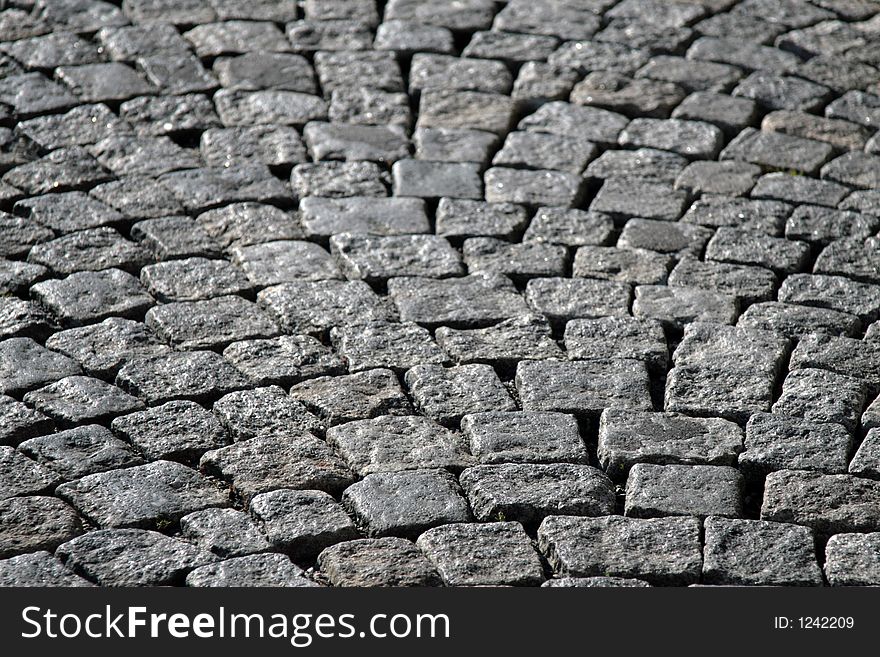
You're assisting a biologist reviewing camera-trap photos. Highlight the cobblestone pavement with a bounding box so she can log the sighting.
[1,0,880,588]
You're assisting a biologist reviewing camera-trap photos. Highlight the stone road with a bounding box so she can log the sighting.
[1,0,879,587]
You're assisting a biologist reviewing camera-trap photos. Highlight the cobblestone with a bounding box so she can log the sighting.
[1,0,878,587]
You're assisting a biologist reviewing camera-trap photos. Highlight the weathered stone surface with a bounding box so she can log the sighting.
[56,529,216,586]
[590,178,689,222]
[0,551,92,587]
[435,315,563,367]
[542,576,651,588]
[44,318,169,380]
[18,424,143,481]
[740,413,852,478]
[331,234,462,283]
[0,337,81,396]
[460,463,615,525]
[761,469,880,535]
[116,351,251,404]
[772,368,868,433]
[598,409,743,481]
[388,273,528,329]
[4,0,878,588]
[824,532,880,586]
[538,515,703,585]
[417,522,545,586]
[186,554,316,587]
[703,517,822,586]
[260,281,391,337]
[290,368,410,427]
[213,386,319,442]
[327,415,472,476]
[331,321,447,373]
[625,464,744,519]
[222,335,344,388]
[140,258,251,303]
[250,489,359,560]
[668,259,777,306]
[200,435,355,503]
[850,429,880,479]
[789,333,880,390]
[516,359,653,418]
[112,400,228,465]
[300,197,429,240]
[56,459,226,530]
[681,196,791,234]
[0,496,84,559]
[318,537,442,587]
[342,469,471,538]
[633,285,738,331]
[23,378,144,429]
[573,246,672,286]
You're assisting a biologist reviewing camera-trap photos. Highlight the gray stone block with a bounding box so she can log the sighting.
[342,469,471,538]
[212,386,320,442]
[740,413,852,478]
[57,460,228,529]
[417,521,545,586]
[290,368,411,427]
[463,411,587,466]
[318,537,442,587]
[56,529,216,586]
[624,463,744,519]
[703,516,822,586]
[326,415,473,476]
[598,409,743,481]
[435,314,564,367]
[538,514,703,585]
[186,554,316,587]
[250,489,359,560]
[824,532,880,586]
[179,507,269,559]
[460,462,615,525]
[762,469,880,535]
[200,435,355,503]
[516,359,652,418]
[111,400,229,464]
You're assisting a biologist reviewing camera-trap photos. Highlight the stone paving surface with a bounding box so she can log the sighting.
[1,0,879,587]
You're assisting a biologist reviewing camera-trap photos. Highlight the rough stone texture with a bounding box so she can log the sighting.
[460,463,616,525]
[416,522,545,586]
[463,411,587,466]
[328,413,474,477]
[405,364,515,425]
[598,409,743,481]
[0,0,877,588]
[516,359,653,418]
[740,413,853,479]
[201,435,355,503]
[186,554,316,587]
[0,551,92,587]
[702,517,822,586]
[538,515,703,585]
[56,460,228,529]
[435,315,563,367]
[624,464,744,519]
[318,538,442,587]
[179,507,269,559]
[290,369,411,426]
[824,533,880,586]
[56,529,216,586]
[761,470,880,535]
[249,489,359,560]
[0,496,84,559]
[342,469,471,538]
